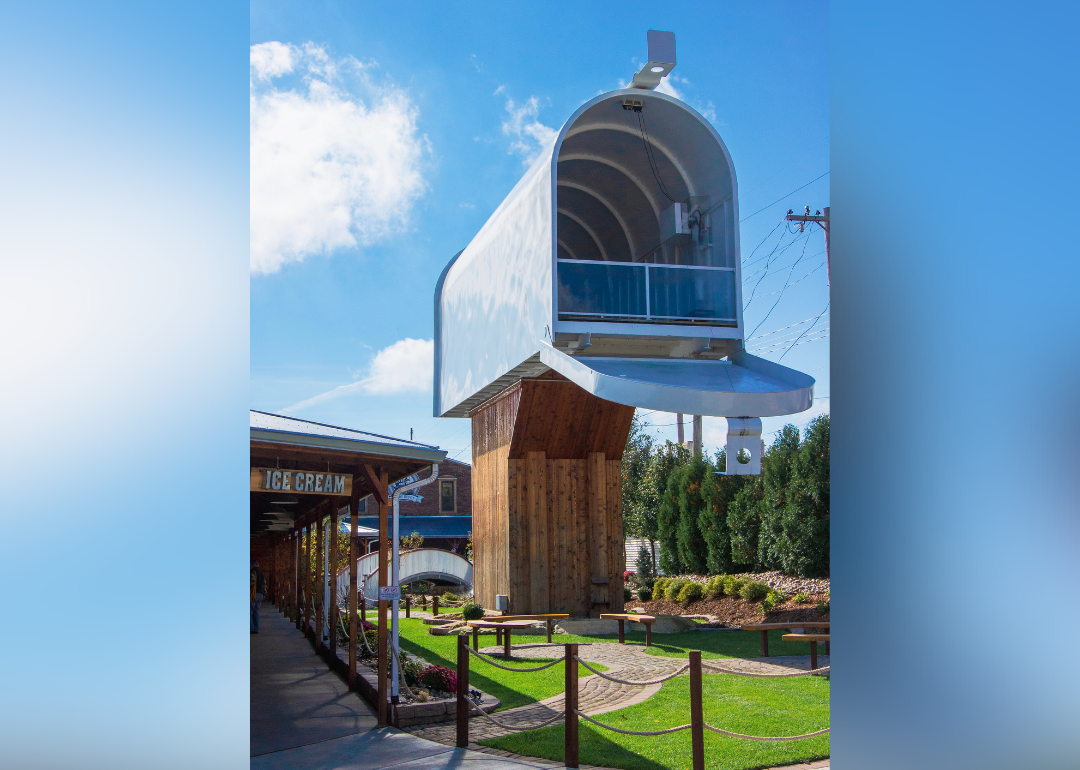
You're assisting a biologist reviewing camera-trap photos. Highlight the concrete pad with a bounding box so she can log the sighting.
[251,727,543,770]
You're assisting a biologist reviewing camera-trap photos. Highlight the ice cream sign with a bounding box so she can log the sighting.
[251,467,353,496]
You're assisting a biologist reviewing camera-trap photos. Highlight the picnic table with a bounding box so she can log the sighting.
[465,620,537,658]
[741,621,830,657]
[599,613,657,647]
[782,633,830,670]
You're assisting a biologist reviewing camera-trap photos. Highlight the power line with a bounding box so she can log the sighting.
[740,171,830,223]
[779,300,830,362]
[745,232,813,336]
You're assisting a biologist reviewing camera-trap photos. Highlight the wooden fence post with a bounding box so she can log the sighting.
[433,596,440,616]
[689,650,704,770]
[456,634,469,748]
[405,595,411,618]
[565,643,579,769]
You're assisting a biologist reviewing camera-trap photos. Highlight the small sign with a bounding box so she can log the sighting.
[379,586,401,601]
[251,467,352,496]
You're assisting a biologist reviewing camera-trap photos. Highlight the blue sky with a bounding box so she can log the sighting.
[250,2,830,461]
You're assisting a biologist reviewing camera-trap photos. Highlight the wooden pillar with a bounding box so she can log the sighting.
[587,452,609,618]
[293,527,301,626]
[689,650,705,770]
[366,464,390,726]
[349,484,361,689]
[456,634,470,748]
[329,503,339,658]
[564,643,579,769]
[315,508,324,650]
[302,524,311,633]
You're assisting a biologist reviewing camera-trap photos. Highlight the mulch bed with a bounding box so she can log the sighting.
[625,593,830,627]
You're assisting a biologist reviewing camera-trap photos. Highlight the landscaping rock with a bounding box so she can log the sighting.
[649,615,701,633]
[554,619,621,635]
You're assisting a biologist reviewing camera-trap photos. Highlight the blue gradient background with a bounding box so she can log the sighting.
[2,2,1078,769]
[832,3,1080,768]
[0,2,249,769]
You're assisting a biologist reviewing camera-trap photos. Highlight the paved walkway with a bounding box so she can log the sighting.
[251,602,548,769]
[405,640,828,751]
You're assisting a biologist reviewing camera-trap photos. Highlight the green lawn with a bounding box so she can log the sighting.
[482,673,830,770]
[391,618,606,711]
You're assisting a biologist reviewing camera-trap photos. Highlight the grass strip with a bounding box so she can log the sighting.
[482,673,829,770]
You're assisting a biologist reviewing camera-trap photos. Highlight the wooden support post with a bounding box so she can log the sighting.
[645,622,652,649]
[472,627,478,651]
[405,595,410,618]
[546,619,553,644]
[293,528,301,627]
[456,634,470,748]
[565,643,579,770]
[315,510,324,651]
[825,639,830,656]
[366,465,390,726]
[689,650,705,770]
[433,596,439,616]
[329,504,339,658]
[761,629,769,657]
[302,526,311,633]
[503,626,511,659]
[349,486,360,690]
[618,618,625,644]
[810,641,818,671]
[361,595,366,622]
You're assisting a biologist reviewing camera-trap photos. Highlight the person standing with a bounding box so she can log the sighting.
[251,561,265,634]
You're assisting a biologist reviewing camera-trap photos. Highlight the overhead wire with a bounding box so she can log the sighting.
[779,300,830,362]
[739,171,830,223]
[746,232,813,336]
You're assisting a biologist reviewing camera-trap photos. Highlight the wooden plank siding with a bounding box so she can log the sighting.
[470,376,632,617]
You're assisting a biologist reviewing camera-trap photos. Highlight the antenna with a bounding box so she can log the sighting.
[630,30,676,90]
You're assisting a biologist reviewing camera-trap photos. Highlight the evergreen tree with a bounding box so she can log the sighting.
[650,440,690,574]
[675,454,711,574]
[757,424,801,570]
[779,415,830,576]
[698,449,746,574]
[726,479,764,569]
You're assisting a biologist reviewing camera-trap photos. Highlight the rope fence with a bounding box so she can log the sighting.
[454,638,830,770]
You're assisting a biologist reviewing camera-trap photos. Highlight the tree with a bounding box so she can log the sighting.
[699,450,752,574]
[621,411,655,538]
[674,455,712,575]
[758,424,801,570]
[726,479,764,569]
[652,440,690,573]
[779,415,830,576]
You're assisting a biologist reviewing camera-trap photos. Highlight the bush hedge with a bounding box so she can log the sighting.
[739,580,770,602]
[677,581,703,604]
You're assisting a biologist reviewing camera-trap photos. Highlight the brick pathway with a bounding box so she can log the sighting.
[404,640,828,749]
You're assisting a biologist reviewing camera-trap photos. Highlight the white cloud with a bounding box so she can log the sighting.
[250,42,428,274]
[653,77,683,100]
[501,96,557,165]
[250,41,296,80]
[283,338,434,412]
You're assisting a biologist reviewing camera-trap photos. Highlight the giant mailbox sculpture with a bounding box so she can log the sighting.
[435,32,814,615]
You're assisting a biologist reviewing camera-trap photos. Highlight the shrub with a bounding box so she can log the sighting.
[664,578,688,601]
[461,601,485,621]
[359,629,378,658]
[623,570,635,583]
[704,575,725,599]
[653,577,669,597]
[442,590,460,601]
[677,581,703,604]
[637,586,653,601]
[723,575,749,596]
[793,592,811,604]
[418,664,457,693]
[399,655,424,687]
[739,580,770,602]
[635,545,657,588]
[624,586,632,602]
[815,600,830,615]
[761,589,788,614]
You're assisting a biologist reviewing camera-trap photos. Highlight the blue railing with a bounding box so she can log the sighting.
[557,260,737,323]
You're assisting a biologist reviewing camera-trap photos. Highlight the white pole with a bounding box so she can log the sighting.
[390,464,439,701]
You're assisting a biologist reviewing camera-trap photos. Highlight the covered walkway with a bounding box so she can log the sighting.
[251,602,547,770]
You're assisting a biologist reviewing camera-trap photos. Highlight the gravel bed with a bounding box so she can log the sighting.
[657,571,829,596]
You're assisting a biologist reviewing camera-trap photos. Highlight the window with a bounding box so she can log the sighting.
[439,479,456,513]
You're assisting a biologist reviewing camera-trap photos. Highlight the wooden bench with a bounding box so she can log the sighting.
[465,620,537,658]
[477,613,570,644]
[741,621,830,657]
[782,633,829,671]
[599,613,657,647]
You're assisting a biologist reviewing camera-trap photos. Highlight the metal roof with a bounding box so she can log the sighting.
[354,515,473,539]
[250,410,446,462]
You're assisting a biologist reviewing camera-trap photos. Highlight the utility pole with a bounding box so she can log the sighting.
[692,415,702,458]
[787,206,830,288]
[676,413,684,446]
